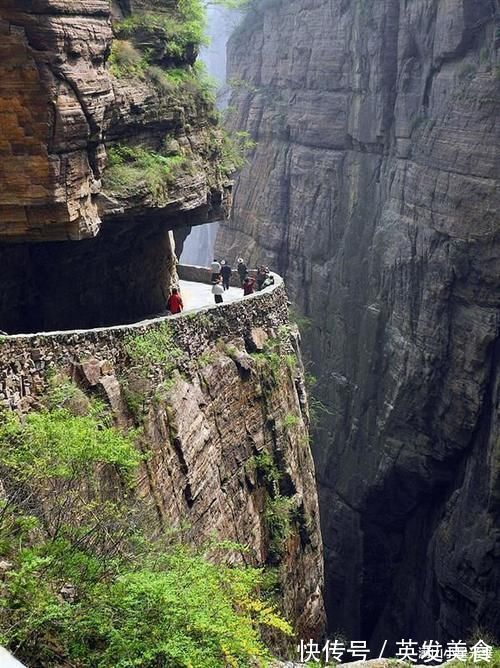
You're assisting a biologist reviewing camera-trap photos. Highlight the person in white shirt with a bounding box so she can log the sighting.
[211,276,224,304]
[210,258,221,282]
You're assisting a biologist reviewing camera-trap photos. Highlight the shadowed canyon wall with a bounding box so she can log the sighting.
[216,0,500,647]
[0,1,327,658]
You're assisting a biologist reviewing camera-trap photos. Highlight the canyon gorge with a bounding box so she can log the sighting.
[0,0,498,664]
[216,0,500,651]
[0,1,324,665]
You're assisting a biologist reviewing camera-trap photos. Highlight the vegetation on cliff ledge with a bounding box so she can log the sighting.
[0,378,293,667]
[114,0,207,63]
[103,145,189,201]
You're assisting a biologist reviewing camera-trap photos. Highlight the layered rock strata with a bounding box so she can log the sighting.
[0,0,228,241]
[0,277,325,640]
[0,0,230,332]
[216,0,500,646]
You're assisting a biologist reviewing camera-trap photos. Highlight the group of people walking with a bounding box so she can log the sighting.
[210,258,274,304]
[165,257,275,313]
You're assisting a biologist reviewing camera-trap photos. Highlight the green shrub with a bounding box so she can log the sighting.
[247,453,295,561]
[0,534,292,667]
[0,399,293,666]
[197,350,215,368]
[0,408,140,483]
[124,322,184,373]
[282,414,300,431]
[219,129,257,176]
[248,451,281,486]
[146,64,177,93]
[265,495,294,561]
[104,144,187,200]
[115,0,207,61]
[108,40,147,78]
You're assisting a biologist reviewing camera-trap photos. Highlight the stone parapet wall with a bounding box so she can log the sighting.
[0,272,287,412]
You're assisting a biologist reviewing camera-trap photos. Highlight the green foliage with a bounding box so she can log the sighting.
[0,535,292,667]
[248,451,281,487]
[282,414,300,431]
[439,646,500,668]
[108,40,147,78]
[251,334,296,384]
[104,144,187,200]
[288,305,311,333]
[197,349,215,368]
[219,129,257,176]
[252,349,282,383]
[0,397,293,666]
[305,372,317,392]
[115,0,207,61]
[309,395,334,428]
[303,370,333,427]
[210,0,251,8]
[247,453,295,562]
[265,495,294,561]
[124,322,184,373]
[0,408,140,484]
[147,61,217,105]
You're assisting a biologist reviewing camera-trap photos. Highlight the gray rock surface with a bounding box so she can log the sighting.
[216,0,500,646]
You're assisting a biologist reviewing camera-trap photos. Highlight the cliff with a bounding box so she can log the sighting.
[0,275,325,663]
[216,0,500,646]
[0,0,231,333]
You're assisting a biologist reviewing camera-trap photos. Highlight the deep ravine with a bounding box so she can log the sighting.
[216,0,500,647]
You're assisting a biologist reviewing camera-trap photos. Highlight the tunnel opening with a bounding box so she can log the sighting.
[0,218,178,335]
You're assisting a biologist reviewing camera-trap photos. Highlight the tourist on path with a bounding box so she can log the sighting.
[166,287,183,314]
[211,258,221,282]
[256,266,268,291]
[261,273,275,290]
[220,260,232,290]
[212,276,224,304]
[243,276,256,296]
[237,258,247,286]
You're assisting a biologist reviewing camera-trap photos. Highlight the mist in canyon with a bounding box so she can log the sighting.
[215,0,500,650]
[180,4,240,266]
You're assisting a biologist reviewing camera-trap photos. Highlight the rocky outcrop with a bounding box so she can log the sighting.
[216,0,500,647]
[0,0,230,333]
[0,0,113,240]
[0,0,228,241]
[0,277,325,641]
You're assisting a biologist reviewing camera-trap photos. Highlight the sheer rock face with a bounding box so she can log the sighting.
[0,0,228,241]
[0,1,113,240]
[0,283,326,639]
[216,0,500,645]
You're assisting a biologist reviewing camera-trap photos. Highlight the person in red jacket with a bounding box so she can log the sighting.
[166,287,183,314]
[243,276,256,296]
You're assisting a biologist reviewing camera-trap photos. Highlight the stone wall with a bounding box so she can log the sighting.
[0,273,326,639]
[0,272,287,409]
